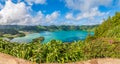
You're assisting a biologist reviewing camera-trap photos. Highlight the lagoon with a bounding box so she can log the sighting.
[11,30,94,43]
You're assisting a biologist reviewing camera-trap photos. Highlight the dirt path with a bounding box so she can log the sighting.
[0,52,35,64]
[0,52,120,64]
[71,58,120,64]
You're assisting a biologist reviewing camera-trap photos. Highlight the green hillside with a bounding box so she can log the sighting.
[95,12,120,38]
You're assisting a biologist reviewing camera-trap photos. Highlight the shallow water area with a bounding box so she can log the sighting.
[11,30,94,43]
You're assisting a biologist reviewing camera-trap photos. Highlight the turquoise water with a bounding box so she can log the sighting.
[11,30,94,43]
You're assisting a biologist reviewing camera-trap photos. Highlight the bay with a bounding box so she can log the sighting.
[11,30,94,43]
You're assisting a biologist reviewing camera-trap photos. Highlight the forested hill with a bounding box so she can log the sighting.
[0,25,98,32]
[94,12,120,38]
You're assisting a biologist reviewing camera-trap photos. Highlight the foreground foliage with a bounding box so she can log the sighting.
[95,12,120,38]
[0,39,120,63]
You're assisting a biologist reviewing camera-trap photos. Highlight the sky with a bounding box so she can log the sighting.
[0,0,120,25]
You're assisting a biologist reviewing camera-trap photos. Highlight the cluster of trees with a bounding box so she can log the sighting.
[0,29,19,35]
[86,12,120,42]
[95,12,120,38]
[32,37,45,43]
[0,25,98,32]
[36,25,98,32]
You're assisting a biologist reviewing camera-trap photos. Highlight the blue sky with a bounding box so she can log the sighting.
[0,0,120,25]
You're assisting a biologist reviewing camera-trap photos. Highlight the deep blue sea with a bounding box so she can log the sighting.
[11,30,94,43]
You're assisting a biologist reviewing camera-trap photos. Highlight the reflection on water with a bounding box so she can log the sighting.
[64,36,84,42]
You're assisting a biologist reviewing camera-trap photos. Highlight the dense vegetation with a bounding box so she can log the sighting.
[0,12,120,63]
[0,39,120,63]
[0,25,98,32]
[95,12,120,38]
[0,29,19,35]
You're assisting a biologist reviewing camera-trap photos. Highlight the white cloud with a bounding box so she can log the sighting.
[65,13,74,20]
[30,11,60,25]
[46,11,60,22]
[76,7,105,20]
[65,7,110,25]
[64,0,112,12]
[64,0,113,25]
[25,0,46,5]
[0,0,28,25]
[0,0,59,25]
[66,7,105,21]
